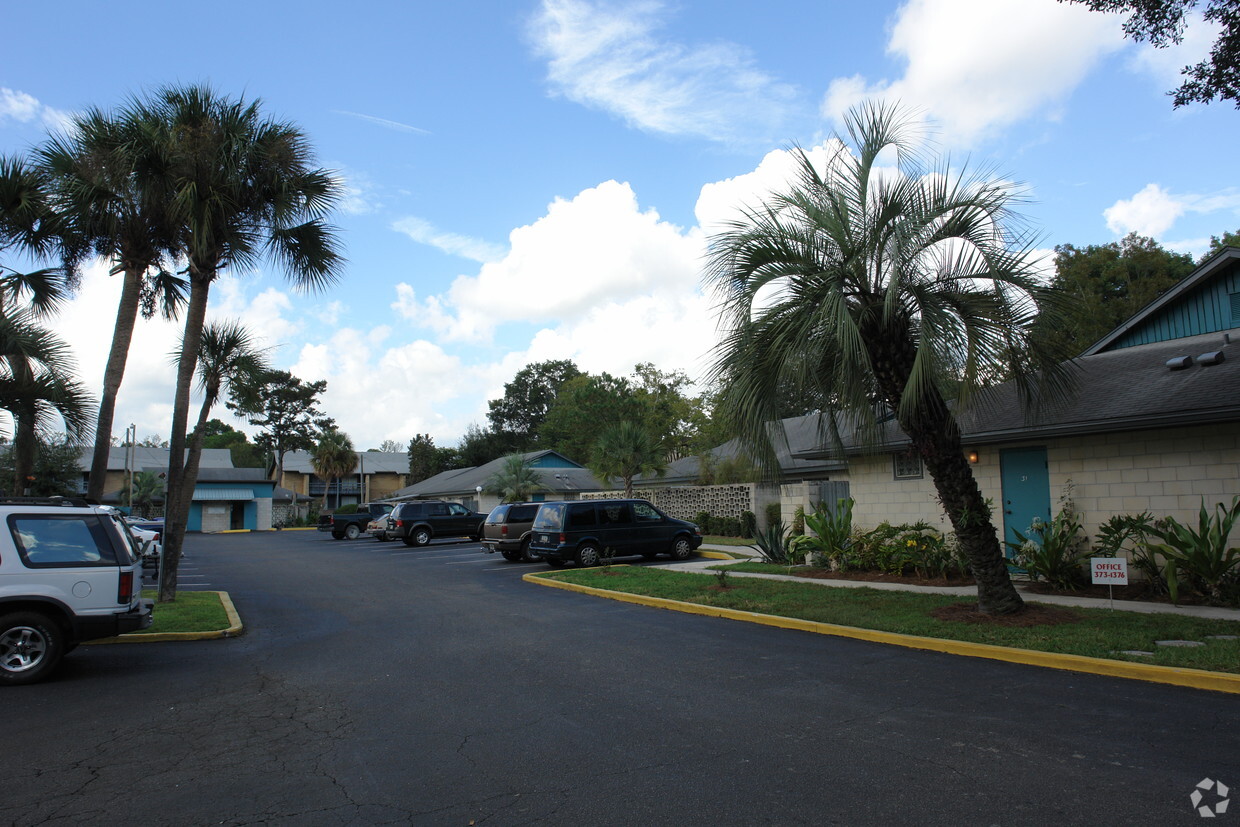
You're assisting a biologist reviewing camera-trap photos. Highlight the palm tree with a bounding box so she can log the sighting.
[37,107,187,503]
[0,155,91,490]
[705,102,1074,616]
[167,320,269,550]
[119,85,343,599]
[312,429,356,509]
[588,421,666,499]
[485,454,546,503]
[128,470,165,518]
[0,310,94,492]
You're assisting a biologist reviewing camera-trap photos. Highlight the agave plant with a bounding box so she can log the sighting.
[750,519,793,565]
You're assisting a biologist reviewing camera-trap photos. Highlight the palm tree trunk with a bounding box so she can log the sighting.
[175,384,217,539]
[160,274,211,602]
[13,410,36,495]
[866,320,1024,615]
[903,400,1025,615]
[87,268,144,502]
[11,357,36,493]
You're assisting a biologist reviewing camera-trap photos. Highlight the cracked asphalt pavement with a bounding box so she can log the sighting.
[3,530,1238,825]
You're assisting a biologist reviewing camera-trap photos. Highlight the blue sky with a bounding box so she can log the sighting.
[3,0,1238,452]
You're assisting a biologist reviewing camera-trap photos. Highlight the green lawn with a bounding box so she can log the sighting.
[536,567,1240,674]
[134,590,233,634]
[701,535,756,547]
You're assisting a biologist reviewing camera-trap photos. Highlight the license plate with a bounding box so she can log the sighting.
[540,535,549,543]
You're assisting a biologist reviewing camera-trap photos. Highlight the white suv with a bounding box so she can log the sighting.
[0,498,154,685]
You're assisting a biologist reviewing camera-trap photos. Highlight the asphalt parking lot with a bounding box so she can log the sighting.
[8,529,1240,825]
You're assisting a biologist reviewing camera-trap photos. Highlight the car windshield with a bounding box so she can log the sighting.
[532,503,565,531]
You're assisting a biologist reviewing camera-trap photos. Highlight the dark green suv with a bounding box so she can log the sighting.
[390,500,485,547]
[528,499,701,567]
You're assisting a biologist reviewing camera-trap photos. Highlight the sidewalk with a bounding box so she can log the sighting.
[679,545,1240,622]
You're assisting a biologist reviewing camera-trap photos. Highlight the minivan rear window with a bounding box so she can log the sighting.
[532,503,566,531]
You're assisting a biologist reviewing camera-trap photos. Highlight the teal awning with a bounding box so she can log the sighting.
[192,488,254,501]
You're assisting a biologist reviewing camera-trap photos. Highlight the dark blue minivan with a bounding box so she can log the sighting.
[528,499,702,567]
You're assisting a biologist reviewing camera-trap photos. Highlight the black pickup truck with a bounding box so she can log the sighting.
[317,502,395,540]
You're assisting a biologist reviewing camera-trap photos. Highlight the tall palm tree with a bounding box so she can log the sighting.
[37,108,187,503]
[119,85,343,600]
[588,421,666,499]
[705,102,1074,616]
[312,429,356,509]
[167,320,269,557]
[0,155,91,489]
[484,454,546,503]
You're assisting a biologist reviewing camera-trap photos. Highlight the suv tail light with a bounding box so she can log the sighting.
[559,533,566,544]
[394,519,404,527]
[118,570,134,604]
[501,525,509,536]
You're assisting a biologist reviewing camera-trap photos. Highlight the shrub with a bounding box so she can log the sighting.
[800,498,854,568]
[792,505,805,536]
[1095,512,1166,594]
[1147,496,1240,604]
[764,502,781,528]
[336,503,359,515]
[739,510,756,539]
[1005,496,1089,590]
[694,511,710,532]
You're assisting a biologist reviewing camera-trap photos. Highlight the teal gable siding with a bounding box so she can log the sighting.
[530,453,582,469]
[1109,263,1240,350]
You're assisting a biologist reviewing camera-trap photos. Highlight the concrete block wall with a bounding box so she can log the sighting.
[585,484,774,524]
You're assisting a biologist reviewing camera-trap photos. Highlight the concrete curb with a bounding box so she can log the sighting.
[87,591,244,644]
[524,571,1240,695]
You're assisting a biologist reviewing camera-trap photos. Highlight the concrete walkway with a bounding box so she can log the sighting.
[679,545,1240,622]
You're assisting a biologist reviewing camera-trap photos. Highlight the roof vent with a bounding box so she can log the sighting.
[1166,355,1193,370]
[1198,351,1225,366]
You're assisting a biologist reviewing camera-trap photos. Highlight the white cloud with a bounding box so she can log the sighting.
[1103,183,1240,237]
[527,0,798,143]
[393,179,704,343]
[821,0,1126,146]
[0,87,73,133]
[391,217,507,263]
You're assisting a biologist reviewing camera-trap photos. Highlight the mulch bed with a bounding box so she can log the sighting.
[930,602,1082,627]
[787,569,976,588]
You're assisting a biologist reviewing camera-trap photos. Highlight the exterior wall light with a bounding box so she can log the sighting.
[967,450,979,464]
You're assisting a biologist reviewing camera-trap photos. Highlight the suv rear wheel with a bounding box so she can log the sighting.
[0,612,64,686]
[404,526,432,547]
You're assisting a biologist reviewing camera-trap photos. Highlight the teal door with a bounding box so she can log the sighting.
[999,447,1051,558]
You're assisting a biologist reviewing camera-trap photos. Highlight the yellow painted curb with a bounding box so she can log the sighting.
[282,526,318,531]
[217,529,251,534]
[524,572,1240,695]
[699,550,742,560]
[87,591,244,644]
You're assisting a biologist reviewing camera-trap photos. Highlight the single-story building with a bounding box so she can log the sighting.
[188,467,277,532]
[793,247,1240,548]
[386,450,602,513]
[275,450,410,507]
